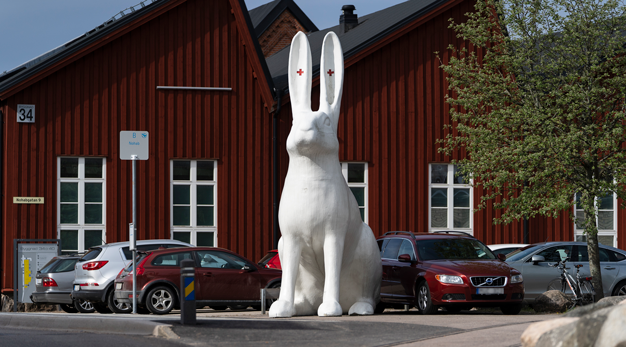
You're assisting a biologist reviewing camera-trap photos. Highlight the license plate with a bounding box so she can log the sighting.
[116,283,122,290]
[74,285,80,291]
[476,287,504,295]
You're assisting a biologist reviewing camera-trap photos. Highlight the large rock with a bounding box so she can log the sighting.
[565,296,626,318]
[595,304,626,346]
[1,294,58,312]
[521,318,578,347]
[533,290,572,313]
[537,306,615,347]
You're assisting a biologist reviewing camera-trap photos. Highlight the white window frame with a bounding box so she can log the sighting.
[341,162,368,223]
[574,193,617,247]
[57,157,106,254]
[170,160,217,246]
[429,164,473,234]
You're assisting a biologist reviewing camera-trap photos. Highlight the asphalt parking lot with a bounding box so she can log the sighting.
[0,307,554,347]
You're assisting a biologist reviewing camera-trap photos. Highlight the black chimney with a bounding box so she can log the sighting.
[340,5,358,33]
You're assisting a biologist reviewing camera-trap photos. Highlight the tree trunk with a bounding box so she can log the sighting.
[581,192,604,301]
[587,232,604,301]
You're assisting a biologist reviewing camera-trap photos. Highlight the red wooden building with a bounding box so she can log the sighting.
[1,0,623,295]
[0,0,279,293]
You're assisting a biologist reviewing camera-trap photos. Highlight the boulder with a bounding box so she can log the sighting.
[1,294,58,312]
[521,317,578,347]
[565,296,626,318]
[533,290,572,313]
[595,304,626,347]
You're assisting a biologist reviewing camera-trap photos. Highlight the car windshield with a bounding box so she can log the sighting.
[416,238,496,260]
[258,251,277,266]
[80,248,102,261]
[506,245,543,262]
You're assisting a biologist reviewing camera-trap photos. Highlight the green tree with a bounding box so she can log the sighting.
[440,0,626,300]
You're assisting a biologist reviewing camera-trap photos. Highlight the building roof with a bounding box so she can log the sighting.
[0,0,276,103]
[265,0,451,92]
[248,0,318,38]
[0,0,173,94]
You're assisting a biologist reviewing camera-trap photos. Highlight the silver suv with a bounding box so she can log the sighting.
[71,239,192,313]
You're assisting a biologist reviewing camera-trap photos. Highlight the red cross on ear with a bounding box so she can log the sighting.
[327,69,334,76]
[297,69,304,76]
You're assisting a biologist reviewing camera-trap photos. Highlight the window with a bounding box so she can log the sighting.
[171,160,216,246]
[341,163,368,222]
[429,164,472,233]
[574,193,617,247]
[151,252,193,266]
[57,157,106,255]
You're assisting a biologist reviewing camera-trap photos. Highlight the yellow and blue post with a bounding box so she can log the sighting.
[180,259,196,325]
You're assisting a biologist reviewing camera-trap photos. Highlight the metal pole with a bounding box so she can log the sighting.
[132,155,137,314]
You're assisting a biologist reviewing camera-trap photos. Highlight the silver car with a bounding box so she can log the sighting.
[71,239,192,313]
[31,256,95,313]
[505,242,626,301]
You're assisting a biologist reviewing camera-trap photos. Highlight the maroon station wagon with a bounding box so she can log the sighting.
[377,232,525,315]
[114,247,281,314]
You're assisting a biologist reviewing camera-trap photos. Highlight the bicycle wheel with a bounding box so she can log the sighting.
[579,281,595,305]
[547,279,565,292]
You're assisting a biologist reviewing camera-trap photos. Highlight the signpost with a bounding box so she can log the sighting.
[120,131,149,314]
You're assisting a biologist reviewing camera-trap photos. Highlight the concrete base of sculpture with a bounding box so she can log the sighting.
[269,31,382,318]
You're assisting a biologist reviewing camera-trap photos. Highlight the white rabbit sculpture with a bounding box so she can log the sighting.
[269,31,382,318]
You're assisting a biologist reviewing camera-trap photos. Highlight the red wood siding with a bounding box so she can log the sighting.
[276,0,580,245]
[1,0,274,291]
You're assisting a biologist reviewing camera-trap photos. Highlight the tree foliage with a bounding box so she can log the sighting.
[440,0,626,299]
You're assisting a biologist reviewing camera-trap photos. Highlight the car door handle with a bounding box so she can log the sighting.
[604,267,616,270]
[203,273,212,277]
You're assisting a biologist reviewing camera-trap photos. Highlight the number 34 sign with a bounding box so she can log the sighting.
[17,104,35,123]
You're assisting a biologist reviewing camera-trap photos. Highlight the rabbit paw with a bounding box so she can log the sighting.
[269,300,295,318]
[348,301,374,316]
[317,300,342,316]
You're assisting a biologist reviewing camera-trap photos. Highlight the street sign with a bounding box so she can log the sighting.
[119,131,149,160]
[13,197,44,204]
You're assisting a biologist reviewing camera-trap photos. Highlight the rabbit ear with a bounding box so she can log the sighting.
[319,32,344,115]
[288,31,312,113]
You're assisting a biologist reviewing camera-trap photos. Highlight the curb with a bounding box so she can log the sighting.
[0,313,176,338]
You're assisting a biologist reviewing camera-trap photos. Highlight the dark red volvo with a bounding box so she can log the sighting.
[378,231,524,314]
[114,247,281,314]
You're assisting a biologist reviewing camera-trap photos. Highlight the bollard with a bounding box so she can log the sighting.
[180,259,196,325]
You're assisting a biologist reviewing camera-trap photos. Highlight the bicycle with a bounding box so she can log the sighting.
[546,257,595,309]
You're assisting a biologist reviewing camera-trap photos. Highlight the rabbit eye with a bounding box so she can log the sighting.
[324,117,331,127]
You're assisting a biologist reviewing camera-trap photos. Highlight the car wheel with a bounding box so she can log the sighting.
[73,299,95,313]
[265,282,281,310]
[612,280,626,296]
[374,301,386,314]
[108,289,133,314]
[59,303,78,313]
[500,303,523,315]
[93,302,111,314]
[146,286,175,315]
[416,281,438,315]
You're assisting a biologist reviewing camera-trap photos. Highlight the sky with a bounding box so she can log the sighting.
[0,0,407,74]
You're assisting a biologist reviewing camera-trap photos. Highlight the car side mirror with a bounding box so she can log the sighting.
[497,253,506,261]
[531,255,545,264]
[398,254,412,263]
[241,265,255,272]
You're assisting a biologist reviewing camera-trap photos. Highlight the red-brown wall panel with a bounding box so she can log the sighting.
[1,0,274,291]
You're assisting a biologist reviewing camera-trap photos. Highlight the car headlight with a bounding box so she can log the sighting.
[511,274,523,284]
[435,274,464,284]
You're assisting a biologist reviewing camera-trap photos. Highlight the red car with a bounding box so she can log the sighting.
[114,247,281,314]
[377,231,524,315]
[258,249,281,269]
